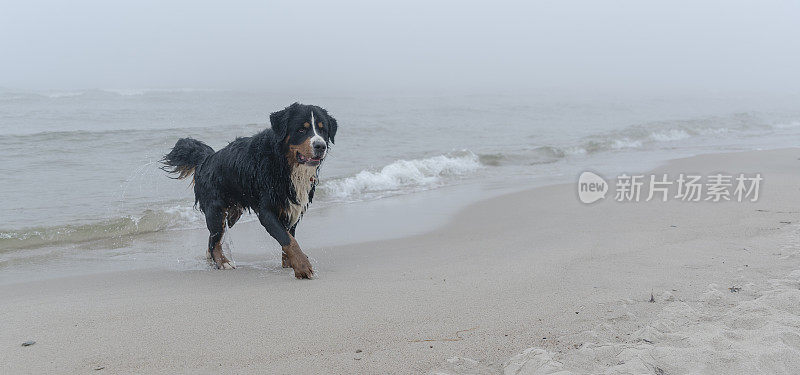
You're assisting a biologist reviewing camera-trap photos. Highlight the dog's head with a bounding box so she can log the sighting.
[270,103,338,167]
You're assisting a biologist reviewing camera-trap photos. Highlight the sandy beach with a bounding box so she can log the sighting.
[3,148,800,374]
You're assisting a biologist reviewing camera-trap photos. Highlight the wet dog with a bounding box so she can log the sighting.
[161,103,337,278]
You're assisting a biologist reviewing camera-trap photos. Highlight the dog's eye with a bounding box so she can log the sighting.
[297,128,306,134]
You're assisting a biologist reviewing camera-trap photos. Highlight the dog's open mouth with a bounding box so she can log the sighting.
[296,152,323,166]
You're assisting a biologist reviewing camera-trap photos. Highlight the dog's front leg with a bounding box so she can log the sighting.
[257,210,314,279]
[282,225,298,268]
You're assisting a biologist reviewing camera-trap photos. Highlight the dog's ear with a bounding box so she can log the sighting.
[269,103,298,140]
[326,113,338,144]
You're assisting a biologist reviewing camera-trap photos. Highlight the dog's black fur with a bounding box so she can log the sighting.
[161,103,337,278]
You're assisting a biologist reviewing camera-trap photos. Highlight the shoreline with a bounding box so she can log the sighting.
[0,144,759,286]
[3,148,800,374]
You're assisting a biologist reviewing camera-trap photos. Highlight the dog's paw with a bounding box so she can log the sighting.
[211,253,236,270]
[291,257,314,279]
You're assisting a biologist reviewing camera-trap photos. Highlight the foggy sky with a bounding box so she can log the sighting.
[2,0,799,92]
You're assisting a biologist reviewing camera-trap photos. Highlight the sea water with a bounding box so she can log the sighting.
[1,88,799,281]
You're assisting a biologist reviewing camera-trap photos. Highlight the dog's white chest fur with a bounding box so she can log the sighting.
[286,165,316,228]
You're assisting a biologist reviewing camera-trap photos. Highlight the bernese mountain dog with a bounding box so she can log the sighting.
[161,103,338,279]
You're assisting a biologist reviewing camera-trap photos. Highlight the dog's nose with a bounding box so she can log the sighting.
[313,140,327,154]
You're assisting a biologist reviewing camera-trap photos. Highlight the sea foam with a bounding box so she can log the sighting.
[319,150,481,201]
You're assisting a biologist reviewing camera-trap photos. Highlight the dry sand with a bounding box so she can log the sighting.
[3,148,800,374]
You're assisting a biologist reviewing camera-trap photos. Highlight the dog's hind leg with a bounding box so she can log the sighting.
[227,206,243,228]
[205,207,235,270]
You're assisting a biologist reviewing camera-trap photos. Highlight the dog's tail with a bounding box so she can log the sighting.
[160,138,215,180]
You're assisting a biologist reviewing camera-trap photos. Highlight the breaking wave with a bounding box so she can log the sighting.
[578,113,774,153]
[0,206,204,252]
[319,150,482,201]
[477,146,566,166]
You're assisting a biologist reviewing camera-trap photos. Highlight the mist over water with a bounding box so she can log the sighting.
[2,1,800,92]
